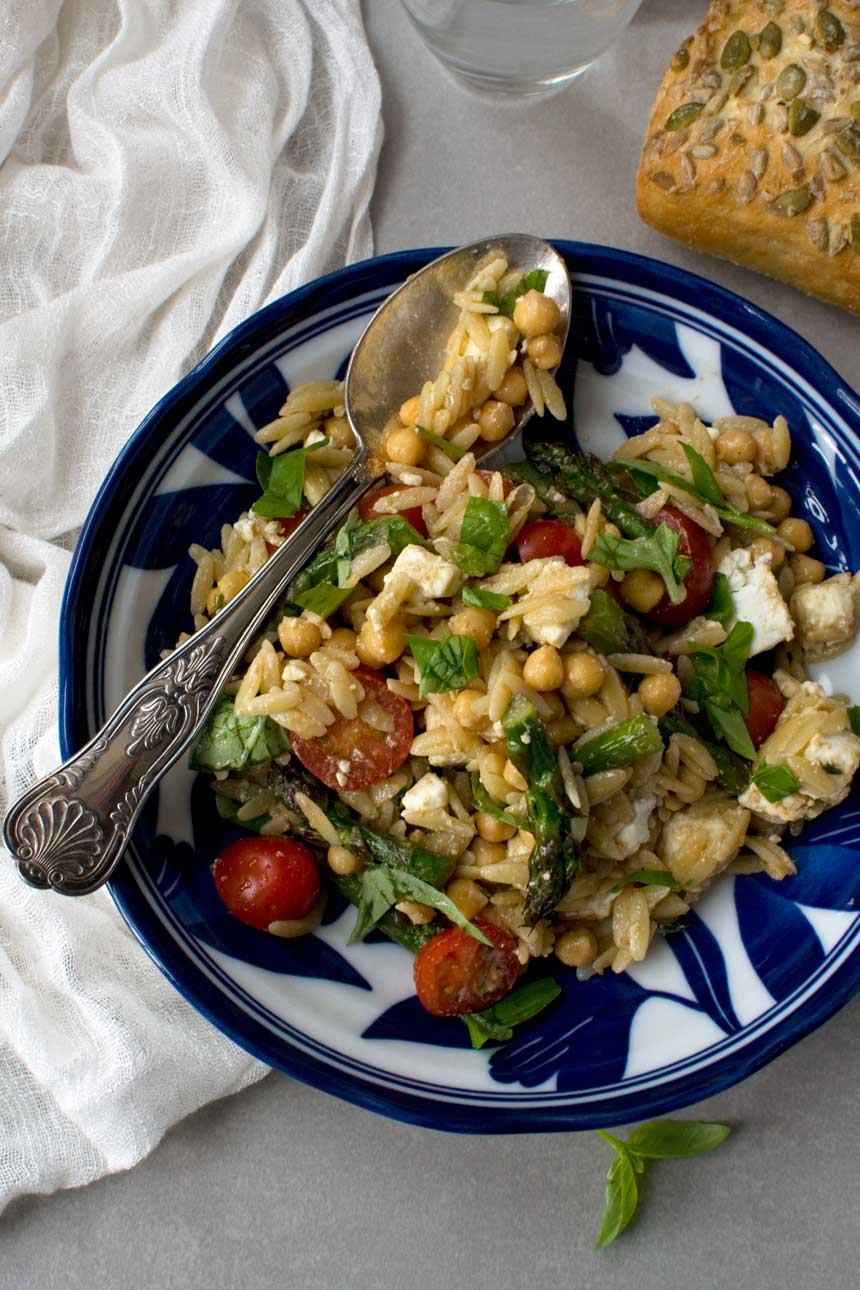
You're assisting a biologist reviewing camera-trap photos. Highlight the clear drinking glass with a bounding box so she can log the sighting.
[399,0,644,97]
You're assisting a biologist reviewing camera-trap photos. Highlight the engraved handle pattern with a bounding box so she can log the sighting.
[3,460,371,895]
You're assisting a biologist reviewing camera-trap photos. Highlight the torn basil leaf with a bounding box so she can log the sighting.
[347,866,491,946]
[415,425,467,460]
[498,268,551,318]
[454,496,510,576]
[461,586,511,611]
[470,773,528,829]
[752,761,800,802]
[334,508,425,586]
[590,523,690,605]
[611,869,684,894]
[292,581,353,619]
[704,572,734,626]
[252,438,328,519]
[190,697,291,773]
[407,633,479,698]
[463,977,561,1048]
[687,621,755,760]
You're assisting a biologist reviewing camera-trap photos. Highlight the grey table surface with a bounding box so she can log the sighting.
[6,2,860,1287]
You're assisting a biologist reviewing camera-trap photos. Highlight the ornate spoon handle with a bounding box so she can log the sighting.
[3,461,371,895]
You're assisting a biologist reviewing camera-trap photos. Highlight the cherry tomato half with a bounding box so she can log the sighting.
[291,665,414,792]
[644,507,715,628]
[213,836,320,931]
[413,920,520,1016]
[359,484,428,538]
[516,519,584,567]
[265,509,308,555]
[744,671,785,749]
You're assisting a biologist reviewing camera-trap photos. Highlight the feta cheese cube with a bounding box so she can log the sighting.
[718,547,794,656]
[401,772,448,817]
[790,572,858,659]
[388,545,463,599]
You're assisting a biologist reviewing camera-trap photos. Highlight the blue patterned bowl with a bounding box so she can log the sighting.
[60,243,860,1132]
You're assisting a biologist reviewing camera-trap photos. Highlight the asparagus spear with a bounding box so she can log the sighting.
[574,715,664,777]
[525,442,655,539]
[502,694,579,925]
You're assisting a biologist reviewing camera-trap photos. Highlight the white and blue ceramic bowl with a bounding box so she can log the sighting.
[61,243,860,1132]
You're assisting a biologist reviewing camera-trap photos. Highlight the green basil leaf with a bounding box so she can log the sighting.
[347,866,492,946]
[612,869,684,894]
[470,773,528,829]
[849,704,860,737]
[454,496,510,576]
[594,1152,639,1250]
[720,620,754,675]
[190,697,291,773]
[687,622,755,759]
[590,522,688,605]
[461,586,512,611]
[625,1119,731,1160]
[292,581,353,619]
[334,509,426,587]
[252,439,328,519]
[407,633,480,698]
[752,761,800,802]
[464,977,561,1048]
[703,699,756,760]
[481,289,500,308]
[704,572,734,626]
[415,425,467,460]
[680,442,726,507]
[497,268,551,318]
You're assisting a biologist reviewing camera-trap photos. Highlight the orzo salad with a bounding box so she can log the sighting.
[183,253,860,1047]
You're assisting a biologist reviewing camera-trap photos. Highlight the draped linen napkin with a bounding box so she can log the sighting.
[0,0,381,1213]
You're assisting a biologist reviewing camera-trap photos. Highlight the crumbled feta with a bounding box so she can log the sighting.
[718,547,794,656]
[387,544,463,599]
[616,792,657,858]
[233,510,283,547]
[790,572,859,659]
[481,557,591,650]
[401,772,448,818]
[658,799,751,887]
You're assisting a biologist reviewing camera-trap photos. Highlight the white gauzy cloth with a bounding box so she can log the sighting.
[0,0,381,1212]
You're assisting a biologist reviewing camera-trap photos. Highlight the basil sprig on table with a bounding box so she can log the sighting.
[686,621,756,760]
[589,524,691,605]
[454,496,510,576]
[252,439,328,519]
[481,267,549,318]
[407,633,480,698]
[752,762,800,802]
[594,1121,732,1249]
[609,442,777,536]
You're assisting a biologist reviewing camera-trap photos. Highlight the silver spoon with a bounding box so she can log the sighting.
[3,234,571,896]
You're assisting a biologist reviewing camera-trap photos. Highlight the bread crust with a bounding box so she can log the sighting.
[636,1,860,314]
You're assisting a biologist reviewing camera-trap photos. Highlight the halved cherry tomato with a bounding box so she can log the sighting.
[413,920,520,1016]
[291,665,413,791]
[516,518,584,567]
[744,671,785,749]
[213,836,320,931]
[476,468,514,498]
[359,484,428,538]
[644,507,715,628]
[265,509,308,555]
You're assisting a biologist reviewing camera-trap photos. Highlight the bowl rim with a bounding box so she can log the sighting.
[59,240,860,1133]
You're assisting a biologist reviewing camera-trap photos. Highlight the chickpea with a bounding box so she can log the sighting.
[548,714,580,746]
[540,692,566,721]
[445,877,489,921]
[323,415,354,448]
[386,425,425,466]
[777,517,814,553]
[356,616,406,666]
[790,553,826,585]
[767,486,792,522]
[472,838,507,867]
[475,812,516,843]
[715,428,756,465]
[745,473,773,511]
[278,616,322,658]
[452,688,487,731]
[478,399,515,442]
[555,927,598,968]
[527,333,563,370]
[398,394,422,426]
[620,569,665,613]
[564,652,605,700]
[748,536,786,568]
[328,626,358,652]
[512,289,562,339]
[449,606,496,650]
[494,365,529,407]
[327,845,362,876]
[523,644,565,692]
[638,671,682,718]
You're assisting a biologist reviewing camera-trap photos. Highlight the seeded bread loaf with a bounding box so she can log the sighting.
[636,1,860,314]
